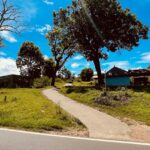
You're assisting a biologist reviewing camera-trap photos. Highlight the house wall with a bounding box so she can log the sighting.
[0,75,30,88]
[130,75,150,85]
[106,76,131,86]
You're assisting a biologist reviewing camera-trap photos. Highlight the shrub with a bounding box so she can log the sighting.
[56,78,64,83]
[80,68,93,81]
[66,78,74,83]
[33,76,51,88]
[66,87,74,94]
[94,90,131,107]
[95,94,113,106]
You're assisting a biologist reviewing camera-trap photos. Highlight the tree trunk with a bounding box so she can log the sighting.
[93,58,103,87]
[51,71,56,86]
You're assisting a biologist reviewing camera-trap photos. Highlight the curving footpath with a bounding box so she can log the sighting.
[43,88,131,140]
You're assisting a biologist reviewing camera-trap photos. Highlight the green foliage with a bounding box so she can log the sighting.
[70,0,148,53]
[66,78,74,83]
[58,67,72,80]
[94,90,131,106]
[55,0,148,86]
[16,42,44,84]
[0,88,85,131]
[46,8,77,86]
[33,76,51,88]
[43,58,55,78]
[55,78,66,88]
[80,68,93,81]
[74,77,82,82]
[61,83,150,125]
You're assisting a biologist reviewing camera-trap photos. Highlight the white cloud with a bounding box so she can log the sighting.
[94,71,97,75]
[43,0,54,5]
[137,52,150,64]
[0,52,7,56]
[0,57,20,76]
[85,62,90,67]
[130,67,142,70]
[103,61,129,70]
[73,55,83,60]
[0,31,17,43]
[71,63,80,68]
[36,24,51,35]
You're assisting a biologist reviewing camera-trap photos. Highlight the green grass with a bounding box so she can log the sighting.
[60,81,150,126]
[0,88,85,131]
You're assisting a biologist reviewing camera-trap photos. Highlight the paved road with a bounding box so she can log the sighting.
[43,88,131,140]
[0,129,150,150]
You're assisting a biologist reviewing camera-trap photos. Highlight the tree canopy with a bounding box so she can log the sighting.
[58,67,72,80]
[55,0,149,86]
[80,68,93,81]
[43,58,55,78]
[16,42,44,84]
[46,11,76,86]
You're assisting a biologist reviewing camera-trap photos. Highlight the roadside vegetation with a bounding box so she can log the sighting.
[60,81,150,126]
[0,88,85,131]
[9,0,147,88]
[0,0,149,136]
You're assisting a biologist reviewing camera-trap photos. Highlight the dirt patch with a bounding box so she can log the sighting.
[46,128,89,137]
[130,124,150,142]
[122,118,150,142]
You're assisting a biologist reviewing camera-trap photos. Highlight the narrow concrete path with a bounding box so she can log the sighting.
[43,88,131,140]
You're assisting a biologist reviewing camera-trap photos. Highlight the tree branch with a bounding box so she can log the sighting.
[0,0,21,34]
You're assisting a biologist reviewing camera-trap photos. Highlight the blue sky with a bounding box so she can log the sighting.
[0,0,150,76]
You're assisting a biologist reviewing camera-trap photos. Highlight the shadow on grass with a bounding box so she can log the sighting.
[128,86,150,93]
[64,84,150,94]
[65,86,99,94]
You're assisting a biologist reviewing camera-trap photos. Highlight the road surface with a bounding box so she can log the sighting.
[0,129,150,150]
[43,88,130,140]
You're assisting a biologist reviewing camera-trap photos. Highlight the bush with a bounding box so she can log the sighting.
[80,68,93,81]
[66,78,74,83]
[95,92,113,106]
[56,78,64,83]
[33,76,51,88]
[94,89,131,107]
[66,87,74,94]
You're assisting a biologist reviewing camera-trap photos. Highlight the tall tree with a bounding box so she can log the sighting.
[0,0,21,47]
[43,58,55,78]
[46,9,76,86]
[57,0,149,86]
[16,42,44,85]
[80,68,93,81]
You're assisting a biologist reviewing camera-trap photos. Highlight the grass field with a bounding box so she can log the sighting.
[60,81,150,126]
[0,88,85,131]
